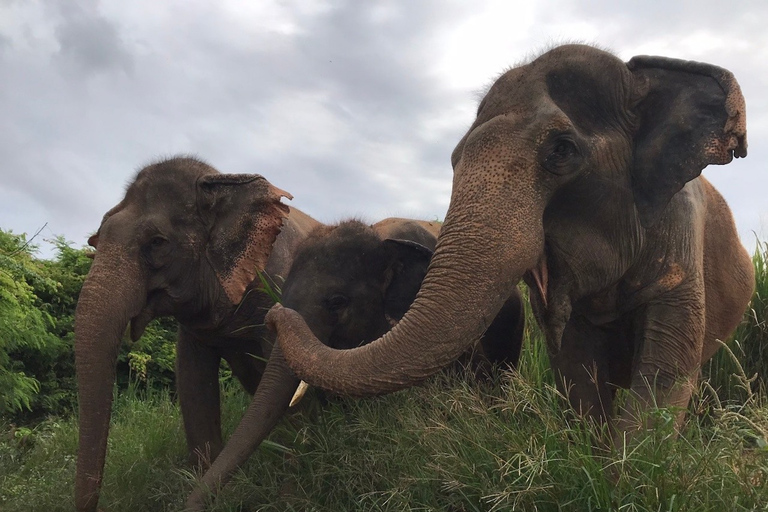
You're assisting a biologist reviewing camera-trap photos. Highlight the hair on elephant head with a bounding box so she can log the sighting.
[269,44,754,444]
[73,156,319,512]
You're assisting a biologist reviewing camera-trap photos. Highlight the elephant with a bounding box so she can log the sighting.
[73,156,319,512]
[268,44,755,442]
[184,218,525,510]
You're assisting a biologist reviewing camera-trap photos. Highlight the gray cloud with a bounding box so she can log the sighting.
[53,0,134,76]
[0,0,765,258]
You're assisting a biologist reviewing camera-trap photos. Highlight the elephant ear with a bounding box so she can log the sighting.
[627,55,747,227]
[197,173,292,304]
[86,200,127,258]
[381,239,433,322]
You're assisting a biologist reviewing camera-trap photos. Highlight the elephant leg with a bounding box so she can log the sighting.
[177,329,224,468]
[549,315,618,426]
[185,344,299,511]
[480,289,525,370]
[220,346,267,395]
[617,288,705,434]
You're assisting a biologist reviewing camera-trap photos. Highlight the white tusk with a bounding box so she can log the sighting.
[289,380,310,407]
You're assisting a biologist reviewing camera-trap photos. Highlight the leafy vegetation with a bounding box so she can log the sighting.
[0,229,177,423]
[0,228,766,511]
[0,231,65,415]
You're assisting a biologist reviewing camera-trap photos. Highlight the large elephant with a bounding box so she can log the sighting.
[73,156,317,512]
[268,44,755,439]
[184,218,524,509]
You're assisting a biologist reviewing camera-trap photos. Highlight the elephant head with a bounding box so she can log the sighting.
[280,220,435,352]
[279,220,435,405]
[268,44,747,398]
[74,156,290,511]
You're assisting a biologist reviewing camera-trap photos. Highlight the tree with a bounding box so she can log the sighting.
[0,231,62,414]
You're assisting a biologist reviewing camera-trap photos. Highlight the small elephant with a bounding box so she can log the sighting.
[73,156,317,512]
[281,219,524,394]
[184,218,524,509]
[270,44,755,442]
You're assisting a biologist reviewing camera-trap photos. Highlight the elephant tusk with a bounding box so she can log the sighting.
[531,254,549,308]
[289,380,310,407]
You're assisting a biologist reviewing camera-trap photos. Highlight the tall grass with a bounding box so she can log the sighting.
[3,370,764,511]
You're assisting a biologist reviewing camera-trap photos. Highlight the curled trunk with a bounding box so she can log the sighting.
[74,245,144,512]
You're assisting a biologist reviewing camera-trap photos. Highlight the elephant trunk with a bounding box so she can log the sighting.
[74,245,145,512]
[185,344,299,511]
[269,145,545,396]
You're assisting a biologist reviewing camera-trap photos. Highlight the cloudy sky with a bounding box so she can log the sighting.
[2,0,767,258]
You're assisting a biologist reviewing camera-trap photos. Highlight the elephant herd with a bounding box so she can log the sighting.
[73,44,754,511]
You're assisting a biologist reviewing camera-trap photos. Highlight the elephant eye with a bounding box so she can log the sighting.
[142,235,171,268]
[549,139,577,161]
[325,294,350,311]
[150,236,168,247]
[543,137,582,175]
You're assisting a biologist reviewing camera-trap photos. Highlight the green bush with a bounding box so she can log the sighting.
[0,231,62,415]
[0,229,179,423]
[116,317,178,390]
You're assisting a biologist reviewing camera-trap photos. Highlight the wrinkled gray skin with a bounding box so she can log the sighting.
[184,218,524,510]
[73,156,317,512]
[270,44,755,441]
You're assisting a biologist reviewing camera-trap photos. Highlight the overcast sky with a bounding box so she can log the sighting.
[2,0,767,259]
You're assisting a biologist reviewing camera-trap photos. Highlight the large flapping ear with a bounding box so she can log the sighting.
[381,239,433,321]
[627,55,747,227]
[197,173,292,305]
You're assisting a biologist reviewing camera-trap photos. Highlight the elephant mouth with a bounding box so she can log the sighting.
[129,291,166,341]
[130,307,154,341]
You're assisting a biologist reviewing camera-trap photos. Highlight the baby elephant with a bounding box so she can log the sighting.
[185,218,524,510]
[282,219,525,404]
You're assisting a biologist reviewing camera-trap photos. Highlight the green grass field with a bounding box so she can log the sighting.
[1,246,767,511]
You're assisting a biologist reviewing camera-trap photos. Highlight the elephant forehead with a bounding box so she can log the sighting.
[529,44,628,85]
[461,112,567,162]
[479,45,633,132]
[130,176,198,207]
[302,257,380,284]
[128,158,216,204]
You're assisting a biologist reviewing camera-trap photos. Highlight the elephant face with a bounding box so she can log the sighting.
[86,157,290,334]
[449,44,745,231]
[279,221,433,351]
[74,156,290,511]
[269,43,747,399]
